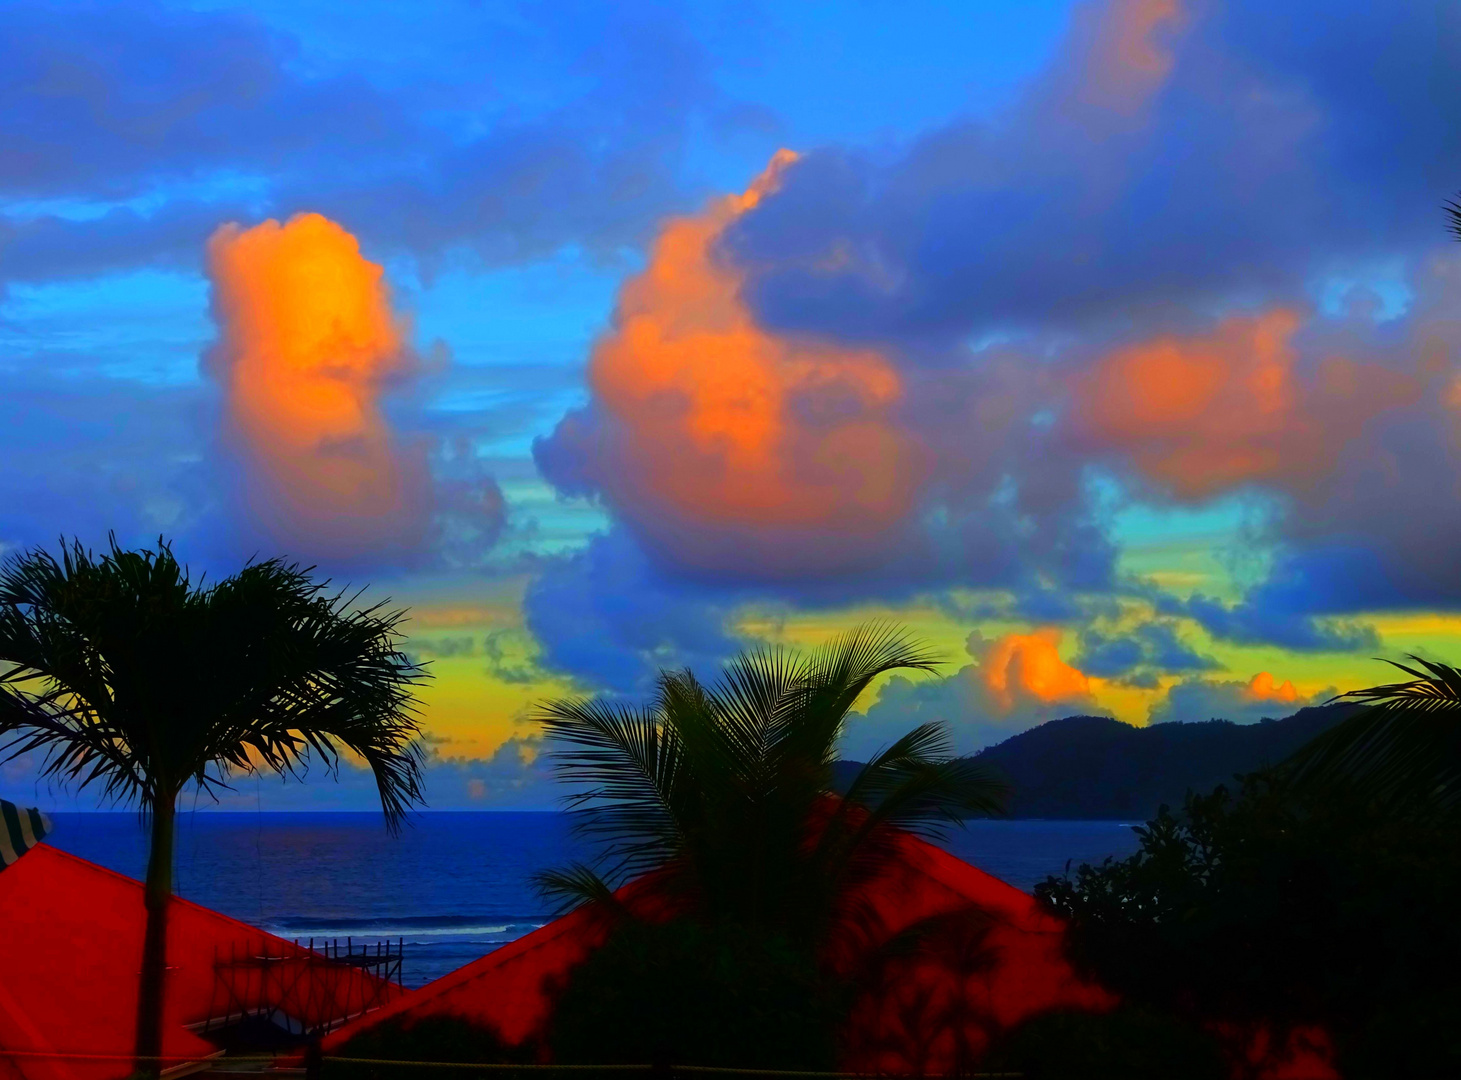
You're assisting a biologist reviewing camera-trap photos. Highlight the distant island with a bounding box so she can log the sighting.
[837,704,1356,820]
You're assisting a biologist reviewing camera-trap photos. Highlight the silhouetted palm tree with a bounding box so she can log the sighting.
[1287,655,1461,816]
[1445,193,1461,241]
[0,538,428,1077]
[533,623,1007,947]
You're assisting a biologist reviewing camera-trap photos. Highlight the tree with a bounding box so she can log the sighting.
[1035,774,1461,1077]
[0,537,428,1077]
[1285,655,1461,817]
[533,622,1007,946]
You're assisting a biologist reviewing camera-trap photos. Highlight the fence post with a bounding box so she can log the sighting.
[304,1035,322,1080]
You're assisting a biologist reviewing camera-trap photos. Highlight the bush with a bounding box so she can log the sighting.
[329,1014,535,1080]
[1035,773,1461,1077]
[547,917,841,1069]
[985,1007,1225,1080]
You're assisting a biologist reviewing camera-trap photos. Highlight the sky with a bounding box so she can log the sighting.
[3,0,1460,812]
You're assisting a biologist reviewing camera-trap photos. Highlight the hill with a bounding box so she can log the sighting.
[835,703,1355,820]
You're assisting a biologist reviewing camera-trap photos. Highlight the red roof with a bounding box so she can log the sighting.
[0,844,405,1080]
[319,829,1116,1072]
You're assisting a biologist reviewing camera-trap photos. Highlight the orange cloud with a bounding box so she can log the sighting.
[1079,309,1303,497]
[1242,671,1301,704]
[205,212,429,555]
[1076,307,1420,500]
[575,151,924,568]
[974,628,1093,714]
[1081,0,1185,114]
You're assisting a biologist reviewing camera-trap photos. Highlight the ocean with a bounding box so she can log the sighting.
[44,812,1143,988]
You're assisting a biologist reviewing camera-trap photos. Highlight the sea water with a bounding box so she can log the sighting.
[44,812,1142,988]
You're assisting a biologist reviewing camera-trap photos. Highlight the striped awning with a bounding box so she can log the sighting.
[0,797,52,869]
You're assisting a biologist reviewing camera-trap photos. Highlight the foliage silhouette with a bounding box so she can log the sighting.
[533,623,1007,1066]
[533,622,1007,943]
[984,1007,1225,1080]
[1036,773,1461,1077]
[547,919,840,1069]
[0,536,428,1076]
[1285,655,1461,817]
[331,1014,540,1080]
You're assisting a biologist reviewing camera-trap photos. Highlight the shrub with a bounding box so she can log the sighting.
[329,1014,534,1080]
[984,1007,1225,1080]
[1035,774,1461,1076]
[547,917,841,1069]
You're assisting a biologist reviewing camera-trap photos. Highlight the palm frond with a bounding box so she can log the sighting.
[532,620,988,941]
[1286,655,1461,815]
[532,862,628,917]
[0,537,429,827]
[1446,194,1461,242]
[535,694,684,881]
[702,646,808,793]
[777,621,941,776]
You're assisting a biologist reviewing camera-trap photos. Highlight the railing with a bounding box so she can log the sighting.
[200,936,405,1040]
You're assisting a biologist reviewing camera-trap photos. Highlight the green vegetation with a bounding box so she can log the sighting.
[0,537,428,1078]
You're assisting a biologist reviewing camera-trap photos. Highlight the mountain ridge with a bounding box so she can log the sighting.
[836,703,1356,819]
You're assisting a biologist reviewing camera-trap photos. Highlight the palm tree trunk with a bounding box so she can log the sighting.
[134,796,176,1079]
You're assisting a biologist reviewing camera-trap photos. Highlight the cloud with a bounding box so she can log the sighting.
[686,0,1461,648]
[1078,621,1222,683]
[1080,310,1331,497]
[530,0,1461,661]
[409,635,476,659]
[1072,306,1425,503]
[0,370,219,557]
[1148,670,1329,725]
[204,212,438,559]
[533,151,1124,629]
[535,152,925,578]
[1,735,561,811]
[974,628,1095,713]
[0,1,746,287]
[202,212,507,566]
[730,1,1460,345]
[847,628,1101,759]
[521,529,744,695]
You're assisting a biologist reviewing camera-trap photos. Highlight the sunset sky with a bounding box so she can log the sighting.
[3,0,1459,810]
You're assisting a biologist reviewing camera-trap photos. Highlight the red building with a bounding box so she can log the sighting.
[318,828,1116,1070]
[0,844,405,1080]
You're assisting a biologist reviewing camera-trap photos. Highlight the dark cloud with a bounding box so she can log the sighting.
[1078,621,1222,682]
[1147,672,1331,726]
[681,0,1461,649]
[409,635,476,659]
[521,528,744,695]
[0,0,746,285]
[0,370,219,555]
[1,734,561,810]
[480,629,544,685]
[727,0,1461,347]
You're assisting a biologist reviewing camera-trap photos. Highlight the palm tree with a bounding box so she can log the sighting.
[1286,655,1461,816]
[532,623,1007,948]
[0,537,428,1077]
[1445,193,1461,241]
